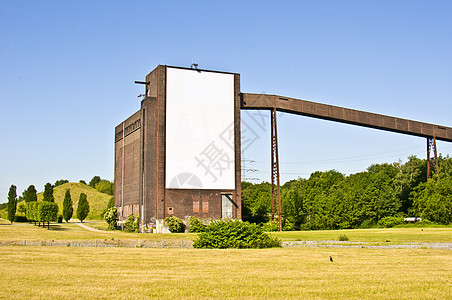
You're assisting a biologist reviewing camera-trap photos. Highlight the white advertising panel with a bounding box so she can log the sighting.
[166,67,235,189]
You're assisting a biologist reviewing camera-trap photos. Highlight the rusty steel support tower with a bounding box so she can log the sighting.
[427,137,439,179]
[270,107,282,232]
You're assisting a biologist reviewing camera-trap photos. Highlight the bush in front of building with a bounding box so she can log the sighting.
[124,214,139,232]
[193,219,281,249]
[104,207,118,230]
[188,216,206,233]
[165,216,185,233]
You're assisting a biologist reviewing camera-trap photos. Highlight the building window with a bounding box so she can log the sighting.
[193,201,199,213]
[202,200,209,213]
[221,194,233,218]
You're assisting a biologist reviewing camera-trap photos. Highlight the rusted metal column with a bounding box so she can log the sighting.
[270,110,275,220]
[427,137,439,179]
[270,107,282,231]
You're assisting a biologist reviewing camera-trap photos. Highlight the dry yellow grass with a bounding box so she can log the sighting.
[272,227,452,243]
[0,246,450,299]
[0,221,195,242]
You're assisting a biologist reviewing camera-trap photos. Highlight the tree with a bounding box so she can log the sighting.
[43,183,54,202]
[62,189,73,223]
[102,197,115,217]
[241,181,272,224]
[411,177,452,224]
[54,179,69,187]
[95,180,114,195]
[393,156,426,213]
[24,185,37,202]
[26,202,39,226]
[7,185,17,223]
[89,176,101,188]
[106,197,115,209]
[76,193,90,222]
[17,202,27,215]
[38,201,59,229]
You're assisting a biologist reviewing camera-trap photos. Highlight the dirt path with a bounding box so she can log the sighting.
[75,222,108,232]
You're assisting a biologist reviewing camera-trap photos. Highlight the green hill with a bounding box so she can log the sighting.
[1,183,112,221]
[38,182,112,220]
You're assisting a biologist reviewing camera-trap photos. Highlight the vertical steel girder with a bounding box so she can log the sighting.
[427,137,439,179]
[270,108,282,232]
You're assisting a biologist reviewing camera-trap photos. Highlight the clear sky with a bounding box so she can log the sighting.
[1,0,452,202]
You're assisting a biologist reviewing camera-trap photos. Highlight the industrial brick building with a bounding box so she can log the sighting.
[115,65,452,232]
[114,65,242,229]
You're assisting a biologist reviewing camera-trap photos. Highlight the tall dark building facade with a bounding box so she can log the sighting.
[114,65,242,230]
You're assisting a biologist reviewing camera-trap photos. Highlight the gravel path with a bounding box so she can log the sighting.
[75,222,108,232]
[282,240,452,250]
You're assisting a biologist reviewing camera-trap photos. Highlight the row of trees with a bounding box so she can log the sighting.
[26,201,59,229]
[243,156,452,230]
[62,190,90,223]
[4,175,109,223]
[6,182,90,226]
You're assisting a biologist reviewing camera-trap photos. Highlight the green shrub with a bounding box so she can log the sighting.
[193,219,281,249]
[134,214,140,232]
[57,215,63,223]
[124,214,139,232]
[338,234,349,241]
[283,218,295,231]
[261,219,279,232]
[378,216,404,228]
[189,216,206,233]
[165,216,185,233]
[359,219,375,229]
[104,207,118,230]
[394,219,434,228]
[14,215,28,222]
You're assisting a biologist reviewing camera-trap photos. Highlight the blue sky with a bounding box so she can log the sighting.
[1,0,452,202]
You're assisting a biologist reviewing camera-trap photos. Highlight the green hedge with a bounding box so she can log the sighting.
[26,201,59,229]
[193,219,281,249]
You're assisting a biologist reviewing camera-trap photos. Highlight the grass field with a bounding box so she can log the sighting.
[0,220,451,298]
[272,227,452,244]
[0,246,450,299]
[1,219,451,244]
[0,220,195,242]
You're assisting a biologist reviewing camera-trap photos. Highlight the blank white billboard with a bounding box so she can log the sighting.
[166,67,235,189]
